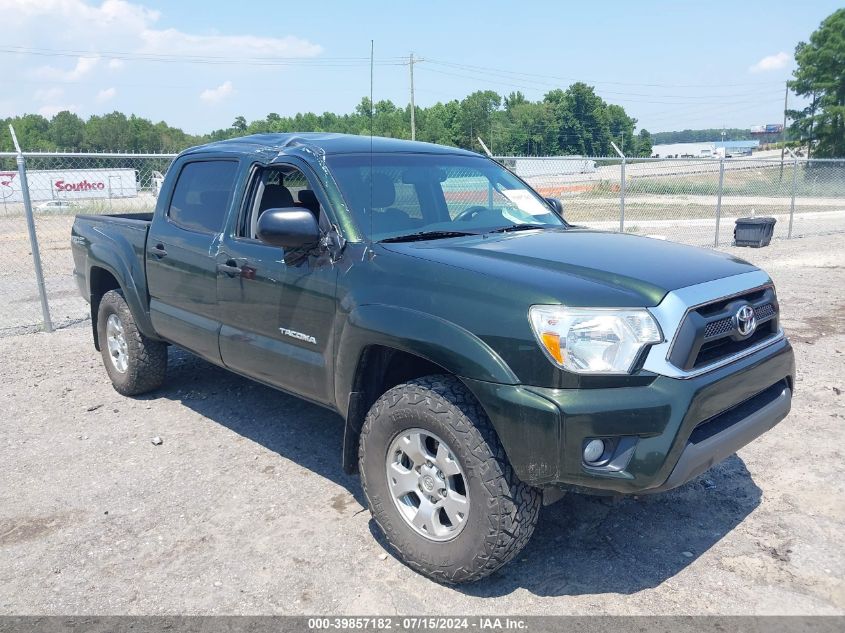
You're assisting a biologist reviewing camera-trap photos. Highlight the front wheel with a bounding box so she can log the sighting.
[97,289,167,396]
[359,375,541,583]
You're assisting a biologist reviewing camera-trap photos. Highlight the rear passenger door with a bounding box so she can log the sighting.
[147,157,240,364]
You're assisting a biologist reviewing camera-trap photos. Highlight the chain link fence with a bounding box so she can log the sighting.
[1,148,844,336]
[0,150,176,336]
[497,155,845,247]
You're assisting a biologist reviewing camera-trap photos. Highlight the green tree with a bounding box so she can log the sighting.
[84,112,130,151]
[504,91,528,112]
[636,129,653,157]
[49,111,85,149]
[457,90,501,150]
[606,104,636,155]
[788,8,845,158]
[506,101,555,155]
[545,84,612,155]
[416,100,460,146]
[4,81,644,156]
[3,114,51,151]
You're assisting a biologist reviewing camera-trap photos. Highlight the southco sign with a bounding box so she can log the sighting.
[0,168,138,203]
[54,179,107,192]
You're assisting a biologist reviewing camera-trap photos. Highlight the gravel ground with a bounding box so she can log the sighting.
[0,234,843,615]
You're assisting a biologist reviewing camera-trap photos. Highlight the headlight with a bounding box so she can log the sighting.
[528,306,662,374]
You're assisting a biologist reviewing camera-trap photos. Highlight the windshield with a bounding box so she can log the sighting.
[325,153,564,241]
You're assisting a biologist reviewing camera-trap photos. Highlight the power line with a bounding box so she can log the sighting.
[416,66,782,105]
[424,58,786,89]
[0,45,408,67]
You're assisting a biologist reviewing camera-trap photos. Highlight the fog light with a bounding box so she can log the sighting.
[583,439,605,464]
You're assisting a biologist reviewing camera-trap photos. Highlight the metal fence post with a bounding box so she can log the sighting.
[620,157,626,232]
[714,157,725,247]
[788,152,798,239]
[9,125,53,332]
[610,142,625,232]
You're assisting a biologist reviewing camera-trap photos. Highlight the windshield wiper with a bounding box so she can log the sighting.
[487,223,547,234]
[379,230,476,243]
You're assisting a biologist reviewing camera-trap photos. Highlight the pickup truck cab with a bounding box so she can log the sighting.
[72,133,794,583]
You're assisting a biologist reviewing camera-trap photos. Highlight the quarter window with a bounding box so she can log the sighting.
[168,161,238,233]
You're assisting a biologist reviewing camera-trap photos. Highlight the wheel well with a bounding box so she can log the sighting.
[89,266,120,350]
[342,345,451,474]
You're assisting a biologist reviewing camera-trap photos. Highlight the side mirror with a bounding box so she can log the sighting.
[256,207,320,249]
[545,197,564,217]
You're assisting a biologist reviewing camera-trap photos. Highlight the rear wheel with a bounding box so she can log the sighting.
[359,375,541,583]
[97,289,167,396]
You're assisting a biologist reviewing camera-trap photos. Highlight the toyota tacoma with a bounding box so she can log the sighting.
[71,134,794,583]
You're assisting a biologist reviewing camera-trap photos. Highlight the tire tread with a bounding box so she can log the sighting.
[98,289,167,396]
[359,374,540,583]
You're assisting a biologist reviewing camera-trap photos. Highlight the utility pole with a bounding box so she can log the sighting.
[780,81,789,179]
[409,53,417,141]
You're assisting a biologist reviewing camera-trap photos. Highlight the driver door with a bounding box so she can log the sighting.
[216,161,340,405]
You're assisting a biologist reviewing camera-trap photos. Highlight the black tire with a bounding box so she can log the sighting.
[359,375,541,583]
[96,289,167,396]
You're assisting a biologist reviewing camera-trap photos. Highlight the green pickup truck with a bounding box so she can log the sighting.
[71,133,794,583]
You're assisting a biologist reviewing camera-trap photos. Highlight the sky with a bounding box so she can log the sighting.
[0,0,841,135]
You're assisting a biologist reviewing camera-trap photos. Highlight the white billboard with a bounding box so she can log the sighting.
[0,168,138,203]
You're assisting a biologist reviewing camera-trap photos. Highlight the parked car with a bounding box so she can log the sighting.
[37,199,75,213]
[71,133,794,583]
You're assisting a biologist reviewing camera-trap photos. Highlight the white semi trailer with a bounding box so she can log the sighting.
[0,168,138,203]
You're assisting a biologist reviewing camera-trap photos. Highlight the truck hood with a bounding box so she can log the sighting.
[381,228,759,307]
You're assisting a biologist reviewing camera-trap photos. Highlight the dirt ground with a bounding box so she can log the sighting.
[0,234,843,615]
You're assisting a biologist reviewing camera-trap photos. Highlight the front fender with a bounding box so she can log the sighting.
[334,304,518,416]
[334,304,565,484]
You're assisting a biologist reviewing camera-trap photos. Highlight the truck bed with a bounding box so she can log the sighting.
[71,212,153,311]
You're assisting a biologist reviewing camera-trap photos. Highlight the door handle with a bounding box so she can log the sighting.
[149,243,167,257]
[217,260,242,276]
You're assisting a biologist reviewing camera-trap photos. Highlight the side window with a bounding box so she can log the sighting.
[241,166,322,239]
[168,160,238,234]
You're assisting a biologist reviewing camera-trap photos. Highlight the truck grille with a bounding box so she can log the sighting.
[703,302,776,339]
[668,286,780,372]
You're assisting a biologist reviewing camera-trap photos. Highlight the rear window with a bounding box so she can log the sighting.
[168,160,238,233]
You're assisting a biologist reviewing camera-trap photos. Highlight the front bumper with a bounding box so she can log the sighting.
[463,337,794,493]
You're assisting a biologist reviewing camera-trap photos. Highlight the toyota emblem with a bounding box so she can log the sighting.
[735,305,757,337]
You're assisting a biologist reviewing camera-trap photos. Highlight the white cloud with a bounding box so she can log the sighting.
[749,52,790,73]
[0,0,322,123]
[96,87,117,102]
[36,56,99,80]
[200,81,234,103]
[0,0,160,30]
[34,87,64,102]
[0,0,321,62]
[140,29,322,58]
[38,104,78,117]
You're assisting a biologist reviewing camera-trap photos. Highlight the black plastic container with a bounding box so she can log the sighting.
[734,216,776,247]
